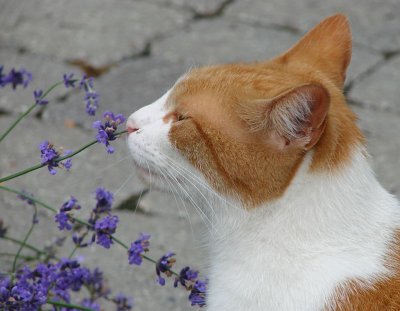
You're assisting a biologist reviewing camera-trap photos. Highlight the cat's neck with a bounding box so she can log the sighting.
[205,147,400,311]
[210,146,398,237]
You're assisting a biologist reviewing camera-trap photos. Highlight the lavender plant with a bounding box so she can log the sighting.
[0,66,207,310]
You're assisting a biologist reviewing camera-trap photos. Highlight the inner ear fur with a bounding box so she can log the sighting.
[240,84,330,150]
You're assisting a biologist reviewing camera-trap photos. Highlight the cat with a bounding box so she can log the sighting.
[126,14,400,311]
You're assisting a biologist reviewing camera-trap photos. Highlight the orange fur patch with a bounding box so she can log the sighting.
[328,232,400,310]
[167,14,364,207]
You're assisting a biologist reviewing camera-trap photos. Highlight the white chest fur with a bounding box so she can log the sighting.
[205,149,400,311]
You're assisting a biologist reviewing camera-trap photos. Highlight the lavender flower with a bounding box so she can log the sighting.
[85,92,100,116]
[155,252,176,286]
[55,197,81,231]
[60,196,81,213]
[128,233,150,266]
[0,259,111,310]
[94,187,114,214]
[55,212,73,231]
[188,280,207,307]
[79,298,101,311]
[113,293,133,311]
[79,75,99,116]
[94,215,118,248]
[79,75,94,90]
[83,267,110,299]
[63,73,76,88]
[33,89,49,106]
[93,111,126,154]
[0,67,32,89]
[174,266,199,288]
[39,141,72,174]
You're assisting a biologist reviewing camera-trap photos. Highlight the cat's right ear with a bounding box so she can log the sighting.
[240,84,330,151]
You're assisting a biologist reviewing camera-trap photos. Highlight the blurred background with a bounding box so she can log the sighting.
[0,0,399,310]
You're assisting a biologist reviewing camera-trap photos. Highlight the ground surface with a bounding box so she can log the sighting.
[0,0,399,310]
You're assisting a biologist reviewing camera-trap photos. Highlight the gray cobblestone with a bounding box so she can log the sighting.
[153,18,298,64]
[0,0,191,66]
[349,55,400,113]
[226,0,400,52]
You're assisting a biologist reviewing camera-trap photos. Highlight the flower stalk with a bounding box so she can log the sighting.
[0,130,127,183]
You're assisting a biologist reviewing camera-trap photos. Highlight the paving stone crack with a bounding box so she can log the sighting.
[192,0,236,20]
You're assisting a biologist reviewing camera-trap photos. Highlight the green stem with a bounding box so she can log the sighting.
[0,81,64,144]
[12,205,38,278]
[0,185,57,213]
[1,235,45,255]
[46,300,95,311]
[0,252,37,261]
[0,130,127,183]
[0,184,180,277]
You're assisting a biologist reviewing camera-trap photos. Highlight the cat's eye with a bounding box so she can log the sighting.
[176,114,189,122]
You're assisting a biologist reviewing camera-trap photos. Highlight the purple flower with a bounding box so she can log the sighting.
[60,196,81,212]
[128,233,150,266]
[0,259,113,311]
[0,67,32,89]
[85,91,99,116]
[94,215,118,249]
[174,266,199,288]
[94,187,114,214]
[188,279,207,307]
[55,197,81,231]
[39,141,73,174]
[79,298,101,311]
[93,111,126,154]
[34,89,49,106]
[155,252,176,286]
[55,212,73,231]
[63,73,76,88]
[79,75,94,90]
[79,75,99,116]
[64,158,72,170]
[113,293,133,311]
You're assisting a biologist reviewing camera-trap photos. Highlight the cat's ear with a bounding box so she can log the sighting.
[241,84,330,150]
[276,14,352,88]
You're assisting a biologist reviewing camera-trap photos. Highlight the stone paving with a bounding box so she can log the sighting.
[0,0,399,310]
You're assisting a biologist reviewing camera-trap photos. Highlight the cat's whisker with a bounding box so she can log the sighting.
[113,172,135,197]
[156,157,215,233]
[161,155,241,212]
[133,188,145,215]
[144,160,153,193]
[98,155,131,173]
[160,158,218,220]
[153,165,196,237]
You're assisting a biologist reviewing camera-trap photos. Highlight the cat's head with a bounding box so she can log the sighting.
[126,14,363,208]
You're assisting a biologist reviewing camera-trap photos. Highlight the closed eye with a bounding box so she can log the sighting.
[176,113,190,122]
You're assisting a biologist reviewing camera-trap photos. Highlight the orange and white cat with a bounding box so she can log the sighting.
[126,15,400,310]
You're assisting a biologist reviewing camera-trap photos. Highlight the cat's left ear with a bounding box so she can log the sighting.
[241,84,330,150]
[275,14,352,88]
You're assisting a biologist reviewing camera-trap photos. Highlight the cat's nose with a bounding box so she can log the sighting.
[126,118,140,134]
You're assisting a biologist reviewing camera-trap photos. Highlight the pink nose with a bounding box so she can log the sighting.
[126,119,139,134]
